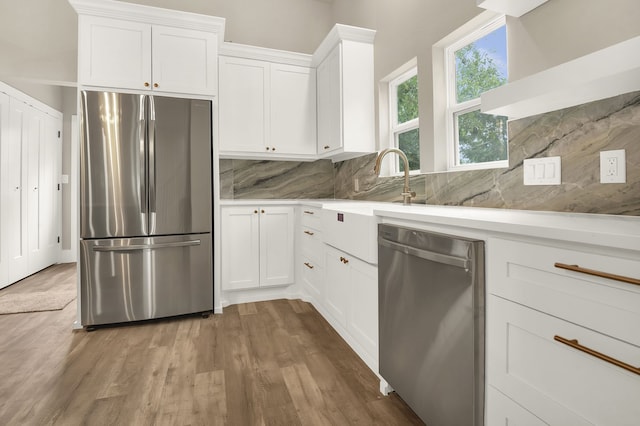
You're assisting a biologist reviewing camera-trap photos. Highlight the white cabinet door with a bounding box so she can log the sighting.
[0,93,9,288]
[259,206,295,287]
[78,15,152,91]
[348,258,378,362]
[324,245,349,327]
[316,44,342,155]
[218,57,269,153]
[151,25,218,95]
[221,206,260,290]
[6,98,29,283]
[270,64,317,155]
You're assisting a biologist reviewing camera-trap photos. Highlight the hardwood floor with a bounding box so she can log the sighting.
[0,264,423,425]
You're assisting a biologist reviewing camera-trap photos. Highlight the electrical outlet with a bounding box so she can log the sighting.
[600,149,626,183]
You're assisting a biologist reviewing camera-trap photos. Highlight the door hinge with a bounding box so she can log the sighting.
[57,236,60,243]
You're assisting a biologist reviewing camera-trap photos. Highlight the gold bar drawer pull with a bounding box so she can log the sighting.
[303,262,314,269]
[554,335,640,376]
[303,210,315,215]
[554,262,640,287]
[304,230,315,236]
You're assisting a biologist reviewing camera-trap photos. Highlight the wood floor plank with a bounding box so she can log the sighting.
[0,264,424,425]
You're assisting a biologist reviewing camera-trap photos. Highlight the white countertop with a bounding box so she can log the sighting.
[219,199,640,252]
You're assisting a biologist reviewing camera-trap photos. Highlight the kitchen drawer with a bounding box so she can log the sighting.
[301,227,323,263]
[300,206,322,228]
[486,386,548,426]
[488,237,640,347]
[301,255,323,302]
[488,295,640,426]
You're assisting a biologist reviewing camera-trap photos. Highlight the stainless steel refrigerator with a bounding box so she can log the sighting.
[79,90,213,327]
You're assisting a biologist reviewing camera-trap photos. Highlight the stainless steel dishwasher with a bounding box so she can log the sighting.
[378,224,485,426]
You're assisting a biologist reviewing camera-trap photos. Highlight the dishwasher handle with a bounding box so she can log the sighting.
[379,237,470,270]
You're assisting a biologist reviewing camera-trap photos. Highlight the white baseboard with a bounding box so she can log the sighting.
[59,249,77,264]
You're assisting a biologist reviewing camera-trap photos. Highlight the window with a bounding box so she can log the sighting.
[389,67,420,173]
[445,15,508,170]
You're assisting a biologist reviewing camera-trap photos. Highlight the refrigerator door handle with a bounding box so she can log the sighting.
[92,240,201,252]
[148,95,157,234]
[139,95,148,219]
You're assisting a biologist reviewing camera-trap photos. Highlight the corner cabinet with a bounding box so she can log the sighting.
[221,206,295,291]
[71,0,224,95]
[218,50,317,160]
[314,24,376,162]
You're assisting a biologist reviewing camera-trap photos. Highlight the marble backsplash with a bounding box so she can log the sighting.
[220,91,640,216]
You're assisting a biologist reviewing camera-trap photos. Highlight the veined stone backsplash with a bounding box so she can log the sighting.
[220,91,640,216]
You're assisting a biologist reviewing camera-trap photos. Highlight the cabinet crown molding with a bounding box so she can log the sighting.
[68,0,225,36]
[312,23,376,66]
[220,43,313,67]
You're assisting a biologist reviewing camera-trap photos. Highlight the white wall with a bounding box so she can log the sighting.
[332,0,640,172]
[119,0,334,53]
[509,0,640,81]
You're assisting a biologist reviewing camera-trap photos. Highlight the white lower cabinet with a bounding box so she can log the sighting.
[486,237,640,425]
[221,205,294,291]
[323,244,378,369]
[299,206,324,304]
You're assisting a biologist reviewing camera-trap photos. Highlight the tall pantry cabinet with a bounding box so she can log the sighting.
[0,83,62,289]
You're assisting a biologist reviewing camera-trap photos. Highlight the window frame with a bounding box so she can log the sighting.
[388,66,420,175]
[444,14,508,171]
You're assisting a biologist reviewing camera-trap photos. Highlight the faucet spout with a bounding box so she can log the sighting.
[373,148,416,205]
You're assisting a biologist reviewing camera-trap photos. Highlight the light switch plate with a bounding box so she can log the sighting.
[600,149,626,183]
[523,156,561,185]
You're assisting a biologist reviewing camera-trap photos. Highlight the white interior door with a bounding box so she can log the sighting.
[27,108,44,272]
[7,98,28,282]
[0,93,9,288]
[39,115,61,267]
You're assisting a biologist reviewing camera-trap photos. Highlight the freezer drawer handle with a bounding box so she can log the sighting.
[554,262,640,287]
[93,240,201,252]
[554,335,640,376]
[379,237,470,270]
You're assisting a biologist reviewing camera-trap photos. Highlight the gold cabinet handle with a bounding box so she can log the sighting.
[304,230,315,236]
[554,263,640,287]
[144,82,150,87]
[254,210,258,214]
[324,145,330,150]
[261,209,265,214]
[153,83,159,88]
[554,335,640,376]
[303,210,315,215]
[303,262,314,269]
[339,256,349,264]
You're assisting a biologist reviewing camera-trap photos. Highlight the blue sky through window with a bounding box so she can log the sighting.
[473,25,507,79]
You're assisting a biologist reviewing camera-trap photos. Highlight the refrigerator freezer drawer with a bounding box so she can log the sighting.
[80,234,212,326]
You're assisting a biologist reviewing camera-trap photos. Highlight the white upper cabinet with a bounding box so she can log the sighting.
[219,56,269,154]
[218,47,317,160]
[270,63,317,156]
[71,0,224,95]
[313,24,376,162]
